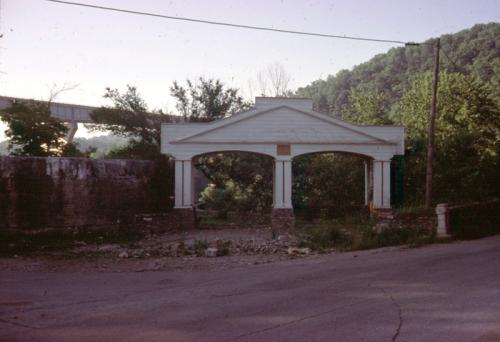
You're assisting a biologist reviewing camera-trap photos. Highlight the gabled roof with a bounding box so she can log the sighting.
[166,102,398,145]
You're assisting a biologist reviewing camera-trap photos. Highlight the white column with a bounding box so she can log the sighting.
[364,161,369,206]
[283,160,292,208]
[273,160,283,208]
[174,159,193,208]
[372,160,391,209]
[174,160,183,208]
[273,159,292,209]
[182,159,192,207]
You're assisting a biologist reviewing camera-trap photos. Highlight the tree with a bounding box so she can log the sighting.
[297,23,500,115]
[197,152,274,214]
[0,101,78,156]
[395,71,500,204]
[341,87,393,125]
[87,85,167,160]
[170,77,249,121]
[257,62,292,97]
[293,153,365,214]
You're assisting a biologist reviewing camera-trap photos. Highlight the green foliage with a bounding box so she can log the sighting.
[0,226,144,257]
[293,153,365,211]
[216,240,231,256]
[395,71,500,204]
[193,239,208,256]
[73,135,127,158]
[196,151,273,214]
[199,182,238,216]
[297,23,500,119]
[341,88,393,125]
[199,168,272,216]
[300,218,435,252]
[0,101,77,157]
[87,85,167,160]
[302,224,353,251]
[297,23,499,207]
[449,200,500,240]
[170,77,251,120]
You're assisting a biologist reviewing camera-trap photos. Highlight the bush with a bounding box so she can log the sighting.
[450,200,500,239]
[299,218,435,252]
[304,224,353,251]
[193,239,208,256]
[0,225,144,257]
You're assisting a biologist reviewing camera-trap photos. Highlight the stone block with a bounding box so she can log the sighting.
[173,208,197,230]
[271,208,295,231]
[205,248,218,257]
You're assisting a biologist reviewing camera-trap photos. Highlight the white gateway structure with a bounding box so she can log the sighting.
[162,97,404,229]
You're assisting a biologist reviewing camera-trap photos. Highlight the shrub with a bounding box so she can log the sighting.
[299,217,435,252]
[193,239,208,256]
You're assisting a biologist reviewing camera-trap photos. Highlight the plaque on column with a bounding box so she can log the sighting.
[277,144,291,156]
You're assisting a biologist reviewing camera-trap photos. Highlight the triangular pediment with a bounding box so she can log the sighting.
[173,106,393,145]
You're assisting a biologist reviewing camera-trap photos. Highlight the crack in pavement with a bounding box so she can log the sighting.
[0,317,40,330]
[229,297,376,341]
[371,284,403,342]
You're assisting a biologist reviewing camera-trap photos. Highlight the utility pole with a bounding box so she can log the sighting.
[425,38,440,208]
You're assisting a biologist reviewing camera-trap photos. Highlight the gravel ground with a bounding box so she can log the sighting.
[0,226,319,273]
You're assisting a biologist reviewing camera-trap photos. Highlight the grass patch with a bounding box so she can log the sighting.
[199,216,237,226]
[297,217,435,252]
[0,225,144,257]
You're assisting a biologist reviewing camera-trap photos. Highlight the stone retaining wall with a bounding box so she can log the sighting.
[436,200,500,238]
[271,208,295,231]
[0,156,170,231]
[227,211,271,225]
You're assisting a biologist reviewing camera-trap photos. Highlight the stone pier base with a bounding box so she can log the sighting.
[173,208,197,230]
[271,208,295,231]
[371,208,394,221]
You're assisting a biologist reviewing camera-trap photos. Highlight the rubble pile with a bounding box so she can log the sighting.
[71,231,312,259]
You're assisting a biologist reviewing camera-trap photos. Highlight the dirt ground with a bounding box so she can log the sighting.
[0,226,321,273]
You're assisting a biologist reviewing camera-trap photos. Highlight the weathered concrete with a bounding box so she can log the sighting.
[436,203,451,237]
[0,156,167,230]
[1,236,500,341]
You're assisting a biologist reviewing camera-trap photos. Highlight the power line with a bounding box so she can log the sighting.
[440,48,467,74]
[45,0,419,46]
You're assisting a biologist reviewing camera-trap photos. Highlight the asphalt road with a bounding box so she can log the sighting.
[1,236,500,342]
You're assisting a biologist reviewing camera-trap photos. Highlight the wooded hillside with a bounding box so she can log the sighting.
[297,23,499,117]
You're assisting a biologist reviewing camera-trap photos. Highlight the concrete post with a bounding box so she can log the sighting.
[436,203,451,237]
[65,121,78,143]
[364,161,369,206]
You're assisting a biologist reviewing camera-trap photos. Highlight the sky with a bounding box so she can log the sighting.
[0,0,499,141]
